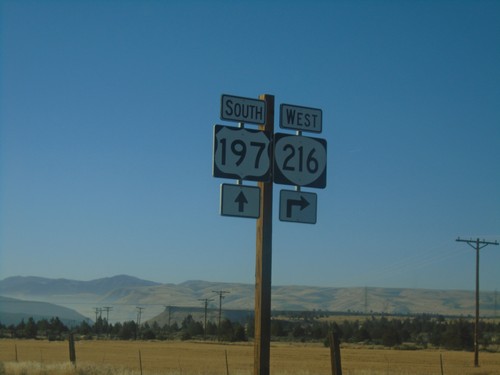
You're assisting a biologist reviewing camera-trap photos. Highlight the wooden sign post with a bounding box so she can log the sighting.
[254,94,274,375]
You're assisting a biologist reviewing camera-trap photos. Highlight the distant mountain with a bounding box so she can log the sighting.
[0,275,160,296]
[1,275,496,324]
[0,275,162,323]
[0,296,90,326]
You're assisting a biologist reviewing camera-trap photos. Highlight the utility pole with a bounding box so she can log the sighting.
[199,298,214,340]
[164,305,173,327]
[213,290,230,341]
[93,307,103,334]
[102,306,113,323]
[364,287,368,315]
[102,306,113,337]
[94,307,100,324]
[456,237,499,367]
[495,290,498,319]
[136,307,145,340]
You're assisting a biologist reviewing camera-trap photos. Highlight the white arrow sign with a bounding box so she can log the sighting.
[220,184,260,219]
[279,190,317,224]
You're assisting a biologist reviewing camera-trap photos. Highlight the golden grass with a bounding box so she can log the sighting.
[1,339,499,375]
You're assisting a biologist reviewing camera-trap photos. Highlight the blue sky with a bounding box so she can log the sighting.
[1,0,499,292]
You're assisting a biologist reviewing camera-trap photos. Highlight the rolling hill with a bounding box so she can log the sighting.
[0,275,497,324]
[0,296,91,326]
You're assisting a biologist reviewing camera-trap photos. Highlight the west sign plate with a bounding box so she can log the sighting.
[213,125,271,182]
[280,104,322,133]
[274,133,327,188]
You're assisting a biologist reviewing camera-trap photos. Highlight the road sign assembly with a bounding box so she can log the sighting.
[212,93,327,375]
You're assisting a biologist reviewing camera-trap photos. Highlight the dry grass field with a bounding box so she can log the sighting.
[1,339,499,375]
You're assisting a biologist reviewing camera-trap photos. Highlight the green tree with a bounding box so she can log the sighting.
[219,319,234,341]
[381,326,401,347]
[355,324,371,342]
[78,320,92,335]
[442,319,473,350]
[206,321,218,335]
[181,315,204,337]
[233,323,247,342]
[49,317,68,334]
[24,317,37,339]
[271,320,286,337]
[141,323,156,340]
[119,321,137,340]
[292,324,305,338]
[37,319,49,337]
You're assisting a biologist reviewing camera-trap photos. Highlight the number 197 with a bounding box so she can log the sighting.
[220,138,266,168]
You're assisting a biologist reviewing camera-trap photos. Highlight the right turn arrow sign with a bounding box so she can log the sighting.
[286,195,310,218]
[279,190,317,224]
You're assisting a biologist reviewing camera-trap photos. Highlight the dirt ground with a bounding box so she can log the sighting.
[1,339,500,375]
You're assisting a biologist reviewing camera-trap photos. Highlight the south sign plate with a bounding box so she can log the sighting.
[221,94,266,125]
[280,104,322,133]
[274,133,327,188]
[213,125,271,182]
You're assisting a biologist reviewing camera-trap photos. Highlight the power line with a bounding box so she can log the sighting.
[348,240,468,287]
[456,237,499,368]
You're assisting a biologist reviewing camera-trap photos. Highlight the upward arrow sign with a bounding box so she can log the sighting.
[235,191,248,212]
[220,184,260,219]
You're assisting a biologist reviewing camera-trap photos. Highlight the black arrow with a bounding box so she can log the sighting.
[235,191,248,212]
[286,196,309,218]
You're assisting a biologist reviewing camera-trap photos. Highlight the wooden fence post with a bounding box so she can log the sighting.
[139,349,143,375]
[329,331,342,375]
[68,333,76,366]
